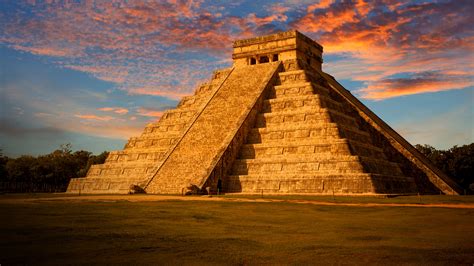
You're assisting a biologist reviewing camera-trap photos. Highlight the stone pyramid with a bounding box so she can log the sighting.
[67,30,461,195]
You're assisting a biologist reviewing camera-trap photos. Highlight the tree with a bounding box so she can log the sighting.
[5,155,37,183]
[2,144,109,192]
[77,151,109,177]
[0,150,8,181]
[416,143,474,193]
[446,144,474,191]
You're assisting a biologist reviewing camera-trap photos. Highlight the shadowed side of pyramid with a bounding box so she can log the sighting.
[318,72,462,194]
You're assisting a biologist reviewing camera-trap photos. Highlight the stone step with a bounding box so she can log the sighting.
[269,82,330,98]
[139,129,182,138]
[239,139,351,159]
[278,70,321,85]
[226,173,372,193]
[143,122,187,133]
[262,94,343,113]
[178,89,211,108]
[239,137,386,160]
[238,153,358,163]
[347,140,386,158]
[278,70,309,84]
[224,173,415,194]
[159,109,195,122]
[337,126,373,144]
[278,70,326,87]
[255,107,359,128]
[67,177,146,194]
[193,83,213,95]
[177,95,199,108]
[88,162,157,176]
[106,150,167,163]
[359,157,404,176]
[125,136,179,149]
[247,123,370,144]
[168,105,199,115]
[232,153,402,176]
[120,146,170,153]
[89,161,157,170]
[232,156,365,175]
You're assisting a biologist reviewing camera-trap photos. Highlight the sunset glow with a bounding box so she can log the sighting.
[1,0,472,156]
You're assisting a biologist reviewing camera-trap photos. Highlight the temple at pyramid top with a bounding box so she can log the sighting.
[67,30,462,196]
[232,30,323,70]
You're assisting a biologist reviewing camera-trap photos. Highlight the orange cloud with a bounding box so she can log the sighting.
[74,114,114,121]
[98,107,129,115]
[358,72,472,100]
[12,45,75,57]
[67,121,142,140]
[292,0,473,100]
[128,87,190,100]
[136,108,165,118]
[296,8,358,33]
[307,0,333,12]
[247,13,288,26]
[2,0,472,102]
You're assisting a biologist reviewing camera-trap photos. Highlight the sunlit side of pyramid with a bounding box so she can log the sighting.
[67,30,461,195]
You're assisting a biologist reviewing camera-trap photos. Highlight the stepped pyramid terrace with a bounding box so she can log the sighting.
[67,30,462,195]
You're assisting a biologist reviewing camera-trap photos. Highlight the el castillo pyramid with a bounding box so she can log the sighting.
[67,30,461,195]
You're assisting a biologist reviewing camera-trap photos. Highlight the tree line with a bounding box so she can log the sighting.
[0,144,108,192]
[0,143,472,193]
[415,143,473,194]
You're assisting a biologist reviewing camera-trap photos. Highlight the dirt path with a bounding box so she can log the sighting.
[1,194,474,209]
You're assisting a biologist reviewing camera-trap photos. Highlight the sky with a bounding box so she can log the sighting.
[0,0,473,157]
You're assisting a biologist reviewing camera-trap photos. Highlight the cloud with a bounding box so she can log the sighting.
[1,1,245,98]
[74,114,114,121]
[127,87,190,99]
[136,107,165,118]
[291,0,473,99]
[1,0,473,157]
[33,112,54,118]
[1,0,472,104]
[11,45,76,57]
[98,107,129,115]
[358,72,473,100]
[307,0,333,12]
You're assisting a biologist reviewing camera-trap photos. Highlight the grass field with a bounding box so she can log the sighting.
[1,195,473,265]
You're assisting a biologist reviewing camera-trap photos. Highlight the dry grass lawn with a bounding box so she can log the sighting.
[1,194,473,265]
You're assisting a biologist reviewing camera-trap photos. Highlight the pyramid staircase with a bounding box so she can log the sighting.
[144,62,281,194]
[226,63,418,194]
